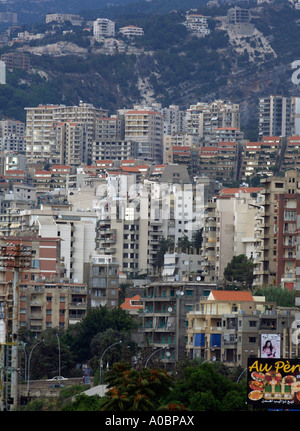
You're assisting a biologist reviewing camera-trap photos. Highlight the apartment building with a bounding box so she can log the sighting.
[119,25,144,37]
[200,187,261,283]
[258,96,294,139]
[50,121,85,166]
[199,141,240,182]
[93,18,115,39]
[1,52,30,71]
[184,13,210,37]
[95,115,124,141]
[253,170,300,287]
[83,253,119,309]
[186,290,298,368]
[91,140,138,163]
[281,135,300,171]
[0,119,25,152]
[19,281,88,333]
[45,13,83,25]
[162,105,187,135]
[139,281,215,370]
[186,100,240,140]
[276,192,300,289]
[124,109,164,163]
[25,102,108,166]
[12,206,98,283]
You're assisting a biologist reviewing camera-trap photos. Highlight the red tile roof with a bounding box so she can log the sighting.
[120,295,143,310]
[210,290,254,301]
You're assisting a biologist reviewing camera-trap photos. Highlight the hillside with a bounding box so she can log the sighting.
[0,0,299,138]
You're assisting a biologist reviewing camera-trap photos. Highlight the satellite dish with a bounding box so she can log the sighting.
[74,278,78,283]
[196,276,201,281]
[180,291,184,296]
[168,307,172,312]
[41,276,46,280]
[184,260,189,265]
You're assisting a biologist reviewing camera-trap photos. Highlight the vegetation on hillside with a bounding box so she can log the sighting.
[1,1,299,124]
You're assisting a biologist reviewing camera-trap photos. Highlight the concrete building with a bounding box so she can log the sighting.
[50,120,85,166]
[186,290,298,368]
[12,206,98,283]
[83,253,119,309]
[258,96,295,139]
[91,140,139,163]
[19,281,88,333]
[0,60,6,85]
[1,52,30,71]
[186,100,240,141]
[200,187,262,283]
[184,13,210,37]
[0,120,26,152]
[162,252,202,282]
[139,281,215,369]
[124,109,164,163]
[119,25,144,37]
[93,18,115,40]
[253,170,300,287]
[45,13,83,25]
[25,102,108,166]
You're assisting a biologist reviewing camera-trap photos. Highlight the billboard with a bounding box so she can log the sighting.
[247,358,300,409]
[260,334,281,359]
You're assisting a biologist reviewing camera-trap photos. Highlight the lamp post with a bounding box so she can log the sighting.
[0,242,32,409]
[100,340,122,384]
[27,339,44,396]
[145,346,166,368]
[56,334,61,388]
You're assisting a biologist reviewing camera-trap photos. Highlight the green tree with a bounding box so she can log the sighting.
[191,228,203,253]
[89,328,138,383]
[176,234,191,253]
[153,237,174,272]
[101,362,173,411]
[65,306,137,363]
[252,285,296,307]
[224,254,254,289]
[25,329,74,380]
[162,362,247,411]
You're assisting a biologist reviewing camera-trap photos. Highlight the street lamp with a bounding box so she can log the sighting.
[145,346,166,368]
[27,339,44,396]
[56,334,62,388]
[100,340,122,384]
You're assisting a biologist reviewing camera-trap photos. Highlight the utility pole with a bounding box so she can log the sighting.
[0,242,32,410]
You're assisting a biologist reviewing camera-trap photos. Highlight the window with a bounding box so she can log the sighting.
[249,337,257,343]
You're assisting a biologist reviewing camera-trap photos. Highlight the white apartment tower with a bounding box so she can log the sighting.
[25,102,108,165]
[93,18,115,39]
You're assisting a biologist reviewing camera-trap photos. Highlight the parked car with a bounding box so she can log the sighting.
[47,376,68,381]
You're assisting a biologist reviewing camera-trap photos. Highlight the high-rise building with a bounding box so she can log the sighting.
[253,170,300,288]
[258,95,298,139]
[124,109,164,163]
[25,102,108,166]
[93,18,115,39]
[186,100,240,141]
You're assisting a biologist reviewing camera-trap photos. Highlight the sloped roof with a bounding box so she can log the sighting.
[209,290,254,301]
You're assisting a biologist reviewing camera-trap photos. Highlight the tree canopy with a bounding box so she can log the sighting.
[224,254,254,289]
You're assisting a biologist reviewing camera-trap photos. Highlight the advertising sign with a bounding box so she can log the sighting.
[260,334,281,358]
[247,358,300,409]
[83,367,90,385]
